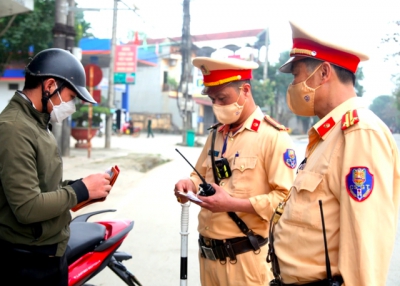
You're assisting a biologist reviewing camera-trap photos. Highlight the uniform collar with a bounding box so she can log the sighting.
[218,107,264,135]
[311,97,368,140]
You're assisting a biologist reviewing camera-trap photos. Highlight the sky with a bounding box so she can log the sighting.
[75,0,400,105]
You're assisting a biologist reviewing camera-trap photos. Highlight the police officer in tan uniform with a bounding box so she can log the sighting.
[269,21,400,286]
[174,57,296,285]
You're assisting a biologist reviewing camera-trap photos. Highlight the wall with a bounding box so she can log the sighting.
[128,65,183,132]
[0,81,22,112]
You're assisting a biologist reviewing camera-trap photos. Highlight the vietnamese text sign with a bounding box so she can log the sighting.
[114,45,138,73]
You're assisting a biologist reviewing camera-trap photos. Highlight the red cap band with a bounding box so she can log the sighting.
[292,38,361,73]
[203,69,253,86]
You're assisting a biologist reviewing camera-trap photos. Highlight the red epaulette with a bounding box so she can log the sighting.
[264,115,289,131]
[341,109,359,130]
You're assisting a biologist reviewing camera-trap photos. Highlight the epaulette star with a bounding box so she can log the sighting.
[341,110,359,130]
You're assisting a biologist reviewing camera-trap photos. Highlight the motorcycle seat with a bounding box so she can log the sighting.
[67,222,106,264]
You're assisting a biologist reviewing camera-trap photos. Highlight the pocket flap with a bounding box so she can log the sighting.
[294,170,323,193]
[232,157,257,173]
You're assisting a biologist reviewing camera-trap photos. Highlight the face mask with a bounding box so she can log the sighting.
[212,91,246,124]
[49,85,76,123]
[286,65,322,116]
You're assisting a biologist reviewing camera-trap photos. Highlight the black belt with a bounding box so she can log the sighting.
[282,276,343,286]
[199,234,268,263]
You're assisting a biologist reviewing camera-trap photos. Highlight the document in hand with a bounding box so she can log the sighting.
[71,165,120,212]
[178,190,203,203]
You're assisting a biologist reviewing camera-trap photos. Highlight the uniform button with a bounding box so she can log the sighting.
[240,165,245,171]
[205,239,210,246]
[220,181,225,186]
[205,226,209,230]
[230,137,234,141]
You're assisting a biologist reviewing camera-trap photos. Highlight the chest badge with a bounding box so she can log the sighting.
[283,149,297,169]
[346,167,374,202]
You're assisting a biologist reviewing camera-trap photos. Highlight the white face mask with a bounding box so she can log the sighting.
[49,85,76,123]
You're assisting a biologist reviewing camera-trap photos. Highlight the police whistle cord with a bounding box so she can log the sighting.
[180,201,191,286]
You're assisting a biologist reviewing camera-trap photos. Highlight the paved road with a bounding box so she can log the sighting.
[63,133,400,286]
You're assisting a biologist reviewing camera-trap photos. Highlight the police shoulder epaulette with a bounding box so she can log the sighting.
[207,122,222,131]
[264,115,289,131]
[341,109,359,131]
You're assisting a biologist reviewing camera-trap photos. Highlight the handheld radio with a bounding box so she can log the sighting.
[175,148,215,197]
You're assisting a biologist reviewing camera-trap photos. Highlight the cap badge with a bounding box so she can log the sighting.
[200,65,210,75]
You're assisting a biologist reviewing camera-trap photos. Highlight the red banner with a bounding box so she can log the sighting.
[114,45,138,73]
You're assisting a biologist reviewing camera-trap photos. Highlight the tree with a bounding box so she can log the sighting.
[253,51,295,126]
[0,0,93,75]
[370,95,400,132]
[251,77,275,109]
[355,67,365,97]
[74,6,93,46]
[0,0,55,75]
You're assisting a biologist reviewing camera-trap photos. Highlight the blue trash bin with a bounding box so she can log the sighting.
[186,130,195,147]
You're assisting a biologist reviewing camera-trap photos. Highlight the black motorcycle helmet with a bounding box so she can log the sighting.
[25,48,97,104]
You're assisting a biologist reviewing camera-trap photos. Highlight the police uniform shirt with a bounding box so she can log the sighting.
[274,96,400,285]
[190,107,296,239]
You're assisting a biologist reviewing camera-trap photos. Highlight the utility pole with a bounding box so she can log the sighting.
[105,0,118,148]
[59,0,76,157]
[263,28,269,80]
[52,0,68,154]
[178,0,192,145]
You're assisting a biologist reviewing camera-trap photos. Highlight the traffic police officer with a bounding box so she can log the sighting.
[270,21,400,286]
[174,57,296,285]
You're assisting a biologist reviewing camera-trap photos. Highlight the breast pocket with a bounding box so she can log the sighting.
[283,170,323,229]
[231,156,258,196]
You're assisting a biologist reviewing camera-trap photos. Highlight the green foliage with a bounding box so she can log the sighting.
[0,0,55,74]
[167,76,178,89]
[74,4,93,46]
[355,68,365,97]
[370,95,400,132]
[252,51,293,125]
[0,0,93,75]
[72,97,111,127]
[251,77,275,108]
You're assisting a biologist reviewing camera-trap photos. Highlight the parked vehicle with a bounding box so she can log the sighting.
[67,209,141,286]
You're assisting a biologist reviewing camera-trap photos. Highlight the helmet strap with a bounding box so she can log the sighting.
[40,79,65,113]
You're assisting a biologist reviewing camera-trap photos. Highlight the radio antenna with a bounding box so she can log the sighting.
[175,148,207,185]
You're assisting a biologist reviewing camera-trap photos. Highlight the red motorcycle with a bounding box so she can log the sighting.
[67,209,141,286]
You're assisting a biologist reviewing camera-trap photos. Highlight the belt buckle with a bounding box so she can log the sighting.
[201,246,217,261]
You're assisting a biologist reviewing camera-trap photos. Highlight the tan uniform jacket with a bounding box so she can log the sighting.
[190,107,295,239]
[274,97,400,285]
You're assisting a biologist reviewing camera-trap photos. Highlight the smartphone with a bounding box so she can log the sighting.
[106,165,120,186]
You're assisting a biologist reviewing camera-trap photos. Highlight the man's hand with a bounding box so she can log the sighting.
[195,183,234,212]
[82,173,113,200]
[174,178,196,204]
